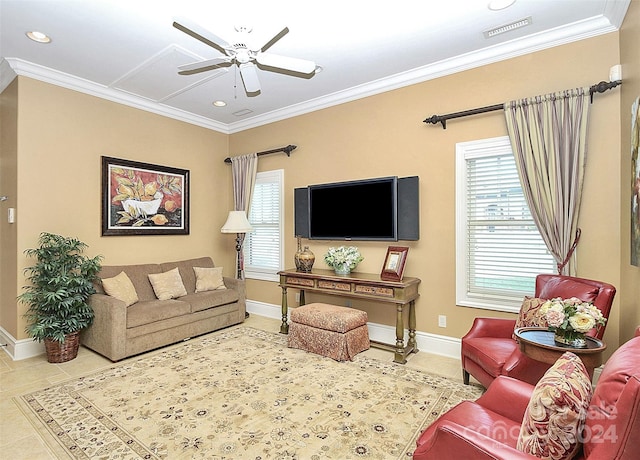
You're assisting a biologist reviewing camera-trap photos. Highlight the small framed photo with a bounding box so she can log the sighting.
[380,246,409,281]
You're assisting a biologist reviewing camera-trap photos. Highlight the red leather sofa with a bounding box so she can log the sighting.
[413,327,640,460]
[461,274,616,388]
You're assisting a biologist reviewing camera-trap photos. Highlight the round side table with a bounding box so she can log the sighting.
[514,327,606,371]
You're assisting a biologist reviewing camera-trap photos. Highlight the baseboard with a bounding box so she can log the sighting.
[246,299,462,360]
[0,325,44,360]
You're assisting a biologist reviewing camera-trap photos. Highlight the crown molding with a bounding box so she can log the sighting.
[3,58,231,134]
[2,9,624,134]
[0,58,17,93]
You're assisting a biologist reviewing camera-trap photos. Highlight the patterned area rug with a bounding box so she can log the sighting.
[15,326,483,459]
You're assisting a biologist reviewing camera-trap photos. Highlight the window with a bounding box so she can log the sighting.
[456,137,555,312]
[243,169,284,282]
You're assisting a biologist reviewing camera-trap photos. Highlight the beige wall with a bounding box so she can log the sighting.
[619,0,640,342]
[4,78,234,341]
[2,16,638,350]
[231,33,628,348]
[0,79,19,339]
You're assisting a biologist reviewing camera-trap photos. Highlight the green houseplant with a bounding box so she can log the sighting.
[18,232,102,363]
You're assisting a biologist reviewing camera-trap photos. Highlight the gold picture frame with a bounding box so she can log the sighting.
[380,246,409,281]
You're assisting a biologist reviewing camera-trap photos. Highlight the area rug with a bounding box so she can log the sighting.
[15,326,483,459]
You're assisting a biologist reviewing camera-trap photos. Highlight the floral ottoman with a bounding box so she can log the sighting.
[288,303,370,361]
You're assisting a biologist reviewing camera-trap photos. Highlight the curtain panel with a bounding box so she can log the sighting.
[230,153,258,277]
[504,88,591,276]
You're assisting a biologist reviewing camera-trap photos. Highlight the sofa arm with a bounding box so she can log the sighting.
[475,376,533,422]
[462,317,517,341]
[81,293,127,361]
[413,420,535,460]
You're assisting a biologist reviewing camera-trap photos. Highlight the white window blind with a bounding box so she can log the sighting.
[456,137,556,312]
[243,169,284,281]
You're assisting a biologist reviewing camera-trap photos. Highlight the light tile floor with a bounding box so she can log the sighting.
[0,314,473,459]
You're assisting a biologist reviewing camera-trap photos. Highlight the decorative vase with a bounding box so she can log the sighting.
[294,237,315,272]
[554,329,588,348]
[334,264,351,275]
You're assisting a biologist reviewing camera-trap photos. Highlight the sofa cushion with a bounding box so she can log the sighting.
[160,257,215,295]
[96,263,162,301]
[194,266,226,293]
[513,297,549,339]
[181,290,241,313]
[517,351,592,460]
[126,299,191,328]
[101,271,139,307]
[148,268,188,300]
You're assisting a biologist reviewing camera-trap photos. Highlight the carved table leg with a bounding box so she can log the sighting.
[394,303,407,364]
[408,300,417,353]
[299,289,306,306]
[280,286,289,334]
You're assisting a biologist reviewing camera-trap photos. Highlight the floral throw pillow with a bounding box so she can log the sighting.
[513,296,549,339]
[516,352,592,460]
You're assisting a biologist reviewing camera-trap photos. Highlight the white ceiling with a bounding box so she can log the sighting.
[0,0,631,134]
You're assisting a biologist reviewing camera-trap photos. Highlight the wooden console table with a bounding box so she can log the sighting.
[278,268,421,364]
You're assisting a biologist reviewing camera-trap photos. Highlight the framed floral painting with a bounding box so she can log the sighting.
[632,97,640,266]
[101,156,190,236]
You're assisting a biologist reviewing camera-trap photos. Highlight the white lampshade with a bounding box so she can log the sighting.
[221,211,253,233]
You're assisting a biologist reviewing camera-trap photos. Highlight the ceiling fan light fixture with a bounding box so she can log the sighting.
[26,30,51,43]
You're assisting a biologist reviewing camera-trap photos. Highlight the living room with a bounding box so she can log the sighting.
[0,1,639,457]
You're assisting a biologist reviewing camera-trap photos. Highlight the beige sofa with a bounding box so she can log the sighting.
[81,257,245,361]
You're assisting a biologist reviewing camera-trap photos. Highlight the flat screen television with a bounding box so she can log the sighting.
[308,176,398,241]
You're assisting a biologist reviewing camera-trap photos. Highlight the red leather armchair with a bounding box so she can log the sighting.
[414,328,640,460]
[461,275,616,388]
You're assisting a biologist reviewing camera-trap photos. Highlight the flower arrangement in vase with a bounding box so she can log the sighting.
[324,246,363,275]
[540,297,606,348]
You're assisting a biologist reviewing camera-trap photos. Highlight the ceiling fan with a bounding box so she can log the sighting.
[173,19,317,94]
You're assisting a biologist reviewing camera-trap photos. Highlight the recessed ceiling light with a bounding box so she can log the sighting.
[488,0,516,11]
[26,31,51,43]
[213,100,226,107]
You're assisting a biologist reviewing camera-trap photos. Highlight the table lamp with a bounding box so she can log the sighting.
[221,210,253,279]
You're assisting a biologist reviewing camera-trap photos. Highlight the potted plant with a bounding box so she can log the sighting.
[18,232,103,363]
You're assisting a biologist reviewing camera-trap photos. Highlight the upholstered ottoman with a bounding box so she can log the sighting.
[288,303,370,361]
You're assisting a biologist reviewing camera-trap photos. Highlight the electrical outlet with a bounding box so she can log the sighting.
[438,315,447,328]
[295,293,300,302]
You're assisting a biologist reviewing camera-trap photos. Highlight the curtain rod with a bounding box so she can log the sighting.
[224,144,297,163]
[423,80,622,129]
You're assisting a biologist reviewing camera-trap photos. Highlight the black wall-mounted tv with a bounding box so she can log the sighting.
[309,176,398,241]
[295,176,420,241]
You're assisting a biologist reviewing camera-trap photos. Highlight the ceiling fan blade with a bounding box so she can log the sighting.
[259,27,289,52]
[256,53,316,74]
[173,18,232,53]
[178,57,231,74]
[239,63,261,93]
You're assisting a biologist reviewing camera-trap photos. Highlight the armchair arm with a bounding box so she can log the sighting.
[413,420,535,460]
[81,294,127,361]
[463,317,517,341]
[475,376,533,422]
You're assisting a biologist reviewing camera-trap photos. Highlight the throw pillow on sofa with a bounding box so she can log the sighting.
[101,271,138,307]
[194,266,226,293]
[516,351,592,460]
[148,267,188,300]
[513,296,549,339]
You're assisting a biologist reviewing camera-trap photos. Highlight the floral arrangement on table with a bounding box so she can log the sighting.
[324,246,364,275]
[540,297,606,347]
